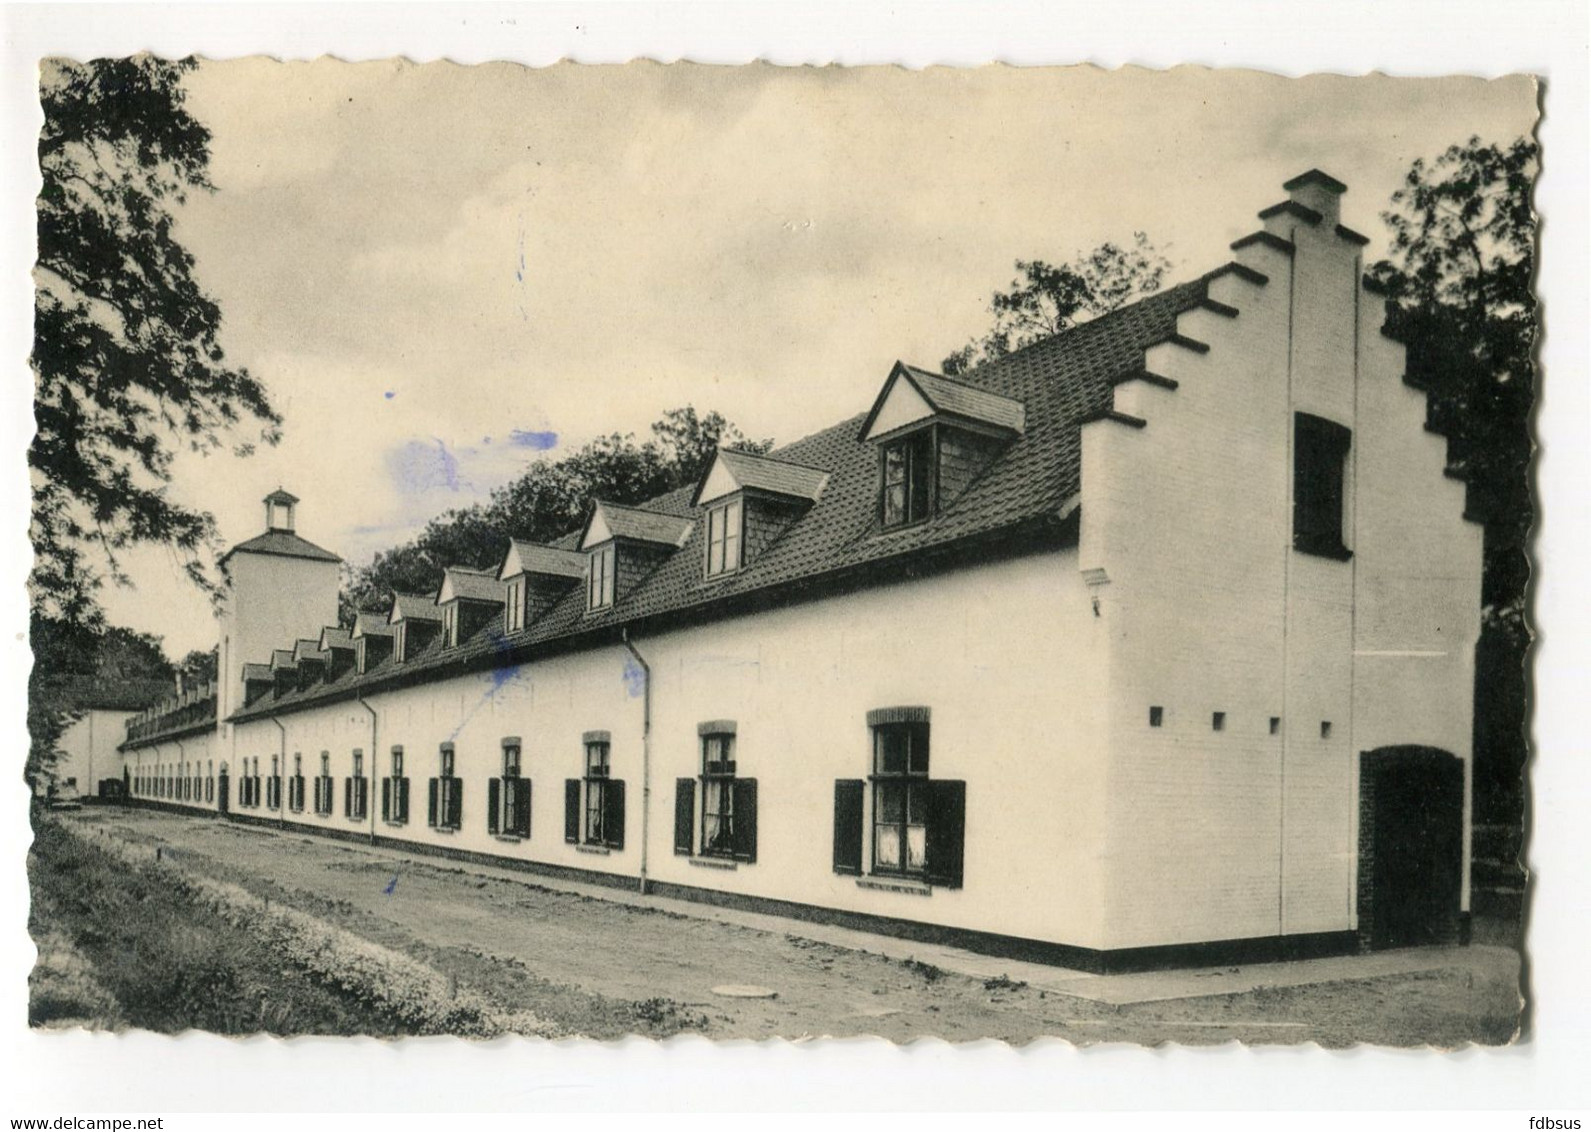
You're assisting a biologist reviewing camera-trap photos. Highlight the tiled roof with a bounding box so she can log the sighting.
[293,639,329,665]
[441,566,506,605]
[271,649,296,670]
[585,501,696,549]
[320,627,354,651]
[896,364,1027,435]
[352,612,395,638]
[501,539,588,580]
[221,529,340,564]
[229,273,1214,724]
[391,592,442,623]
[701,448,830,504]
[242,663,275,683]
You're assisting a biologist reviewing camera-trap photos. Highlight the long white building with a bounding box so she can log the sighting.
[116,171,1482,973]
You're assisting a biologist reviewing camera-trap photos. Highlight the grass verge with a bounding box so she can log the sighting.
[28,818,424,1035]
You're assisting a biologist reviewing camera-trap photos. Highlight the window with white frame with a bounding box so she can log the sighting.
[443,603,460,648]
[700,731,737,856]
[588,544,615,610]
[705,498,744,577]
[506,578,526,632]
[870,721,930,876]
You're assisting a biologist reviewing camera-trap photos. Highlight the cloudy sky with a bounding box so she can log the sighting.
[100,61,1536,657]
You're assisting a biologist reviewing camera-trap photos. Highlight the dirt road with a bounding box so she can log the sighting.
[62,808,1521,1045]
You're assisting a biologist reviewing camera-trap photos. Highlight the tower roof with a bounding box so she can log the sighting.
[220,530,341,565]
[264,487,301,505]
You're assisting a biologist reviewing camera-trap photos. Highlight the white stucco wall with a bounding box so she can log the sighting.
[217,548,1113,949]
[53,710,129,794]
[1078,192,1481,950]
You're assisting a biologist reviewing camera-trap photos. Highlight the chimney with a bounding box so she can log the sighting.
[1281,169,1346,229]
[264,487,300,533]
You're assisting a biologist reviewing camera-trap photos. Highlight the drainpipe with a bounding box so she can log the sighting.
[620,627,652,895]
[358,696,378,844]
[269,716,287,829]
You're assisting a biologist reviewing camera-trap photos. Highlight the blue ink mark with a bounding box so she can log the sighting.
[383,873,399,895]
[622,657,646,698]
[386,437,464,494]
[508,429,559,451]
[443,630,531,742]
[384,391,396,400]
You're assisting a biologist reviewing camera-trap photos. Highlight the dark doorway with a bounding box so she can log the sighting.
[216,770,230,815]
[1358,746,1464,949]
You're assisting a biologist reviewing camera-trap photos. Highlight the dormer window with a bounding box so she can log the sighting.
[394,622,408,662]
[882,430,934,529]
[443,602,460,648]
[588,543,616,610]
[859,362,1026,534]
[705,498,744,577]
[506,577,526,632]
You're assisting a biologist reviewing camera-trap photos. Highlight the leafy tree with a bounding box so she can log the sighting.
[176,646,218,687]
[32,56,279,628]
[341,407,771,620]
[27,614,174,791]
[941,233,1172,375]
[1366,136,1537,824]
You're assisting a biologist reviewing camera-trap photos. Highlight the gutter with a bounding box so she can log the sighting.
[357,695,378,844]
[620,627,652,896]
[268,716,287,828]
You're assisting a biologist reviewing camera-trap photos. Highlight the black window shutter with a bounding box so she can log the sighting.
[446,778,463,829]
[427,777,439,827]
[833,779,864,875]
[514,779,532,838]
[382,777,392,822]
[488,777,501,834]
[673,778,695,855]
[344,777,352,817]
[357,777,368,818]
[398,777,410,823]
[564,779,581,842]
[605,780,626,849]
[925,779,966,889]
[732,778,758,863]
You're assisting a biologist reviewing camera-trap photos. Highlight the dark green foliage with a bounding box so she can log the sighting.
[941,233,1172,375]
[1366,137,1537,823]
[26,613,175,792]
[341,406,771,620]
[32,57,279,626]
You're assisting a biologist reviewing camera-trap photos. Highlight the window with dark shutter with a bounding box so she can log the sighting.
[564,779,581,843]
[427,777,439,827]
[382,777,392,822]
[731,778,758,863]
[397,777,410,824]
[512,779,532,838]
[356,776,368,820]
[344,777,353,818]
[674,779,695,855]
[604,780,626,849]
[445,779,463,829]
[1293,412,1352,559]
[833,779,865,875]
[924,780,966,889]
[488,778,501,835]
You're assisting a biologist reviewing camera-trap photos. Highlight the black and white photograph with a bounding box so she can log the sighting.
[4,0,1588,1119]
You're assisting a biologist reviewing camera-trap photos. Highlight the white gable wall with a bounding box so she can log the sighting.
[864,374,935,439]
